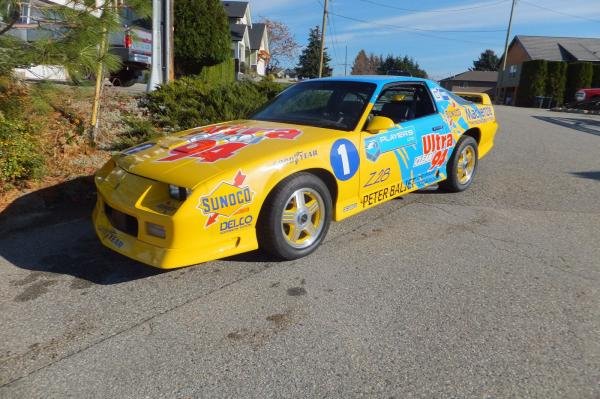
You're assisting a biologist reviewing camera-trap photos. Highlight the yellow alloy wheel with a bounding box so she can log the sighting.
[457,145,476,185]
[280,188,325,249]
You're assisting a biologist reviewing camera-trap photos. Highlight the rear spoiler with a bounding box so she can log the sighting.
[454,92,492,105]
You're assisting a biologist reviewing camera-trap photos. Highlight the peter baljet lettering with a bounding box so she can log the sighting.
[413,133,454,170]
[360,181,413,208]
[159,125,302,163]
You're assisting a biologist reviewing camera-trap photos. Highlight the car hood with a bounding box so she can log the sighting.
[116,120,332,188]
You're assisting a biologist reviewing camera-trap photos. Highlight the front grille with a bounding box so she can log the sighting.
[105,204,138,237]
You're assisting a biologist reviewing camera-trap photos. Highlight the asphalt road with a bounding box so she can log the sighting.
[1,106,599,398]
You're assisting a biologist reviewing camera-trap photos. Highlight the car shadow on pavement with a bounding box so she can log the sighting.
[571,171,600,182]
[0,177,163,285]
[533,115,600,137]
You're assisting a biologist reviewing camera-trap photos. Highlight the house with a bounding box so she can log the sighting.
[222,1,270,77]
[497,35,600,105]
[439,70,498,97]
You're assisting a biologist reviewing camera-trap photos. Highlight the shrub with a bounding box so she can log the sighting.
[516,60,547,107]
[112,116,161,150]
[545,61,567,106]
[592,64,600,88]
[143,78,285,130]
[198,58,235,84]
[565,62,593,103]
[0,115,45,188]
[174,0,231,75]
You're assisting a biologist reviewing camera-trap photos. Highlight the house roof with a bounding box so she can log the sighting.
[222,1,249,19]
[514,35,600,62]
[229,23,247,42]
[249,23,266,50]
[441,70,498,83]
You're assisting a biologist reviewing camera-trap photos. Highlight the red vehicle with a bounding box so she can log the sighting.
[575,88,600,102]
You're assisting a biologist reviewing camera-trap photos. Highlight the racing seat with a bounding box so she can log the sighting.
[380,94,414,123]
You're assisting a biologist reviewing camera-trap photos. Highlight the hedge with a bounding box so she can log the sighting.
[516,60,547,107]
[565,62,593,103]
[0,115,44,188]
[198,57,235,84]
[592,64,600,88]
[143,77,285,130]
[545,61,567,106]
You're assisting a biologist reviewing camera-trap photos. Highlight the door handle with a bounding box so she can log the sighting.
[432,125,443,131]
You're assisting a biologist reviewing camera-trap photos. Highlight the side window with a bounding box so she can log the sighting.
[372,84,436,124]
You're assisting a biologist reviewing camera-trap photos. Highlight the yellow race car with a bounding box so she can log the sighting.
[93,76,498,268]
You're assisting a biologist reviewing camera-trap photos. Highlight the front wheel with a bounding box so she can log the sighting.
[258,173,332,260]
[439,135,478,192]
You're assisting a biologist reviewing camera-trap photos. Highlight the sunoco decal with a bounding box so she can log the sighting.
[199,170,254,228]
[159,125,302,163]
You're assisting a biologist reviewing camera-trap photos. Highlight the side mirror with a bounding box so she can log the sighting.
[366,116,395,134]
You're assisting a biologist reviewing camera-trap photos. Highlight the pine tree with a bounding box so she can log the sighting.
[295,26,332,78]
[472,49,500,71]
[351,50,369,75]
[375,54,427,78]
[174,0,231,75]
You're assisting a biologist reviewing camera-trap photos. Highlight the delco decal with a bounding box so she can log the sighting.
[365,126,416,162]
[159,125,302,163]
[198,170,254,227]
[413,133,454,170]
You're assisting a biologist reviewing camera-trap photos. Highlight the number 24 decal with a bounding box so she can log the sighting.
[364,168,391,187]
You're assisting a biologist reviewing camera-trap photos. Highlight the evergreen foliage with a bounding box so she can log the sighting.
[565,62,593,103]
[592,64,600,88]
[375,54,427,78]
[143,77,284,129]
[545,61,567,106]
[174,0,231,75]
[516,60,547,107]
[295,26,331,78]
[0,0,150,81]
[472,49,500,71]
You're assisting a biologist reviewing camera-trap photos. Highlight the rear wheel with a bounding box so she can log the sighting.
[258,173,332,260]
[440,135,478,192]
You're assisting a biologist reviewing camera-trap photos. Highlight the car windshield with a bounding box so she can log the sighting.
[250,81,377,131]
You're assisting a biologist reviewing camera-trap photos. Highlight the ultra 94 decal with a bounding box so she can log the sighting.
[330,139,359,181]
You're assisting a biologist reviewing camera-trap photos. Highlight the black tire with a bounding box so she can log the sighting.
[439,135,478,192]
[258,173,332,260]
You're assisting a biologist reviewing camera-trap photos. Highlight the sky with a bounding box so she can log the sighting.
[248,0,600,80]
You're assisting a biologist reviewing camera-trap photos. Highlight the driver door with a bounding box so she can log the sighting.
[359,83,448,209]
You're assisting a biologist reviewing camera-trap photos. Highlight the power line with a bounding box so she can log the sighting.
[519,0,600,24]
[356,0,510,13]
[328,0,341,70]
[328,11,503,46]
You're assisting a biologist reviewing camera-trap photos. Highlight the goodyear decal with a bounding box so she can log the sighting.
[199,170,254,227]
[365,126,416,162]
[158,125,302,163]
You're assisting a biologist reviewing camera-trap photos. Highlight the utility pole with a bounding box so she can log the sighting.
[498,0,517,103]
[148,0,163,91]
[318,0,328,78]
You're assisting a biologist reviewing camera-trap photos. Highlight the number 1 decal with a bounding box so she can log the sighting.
[330,139,359,181]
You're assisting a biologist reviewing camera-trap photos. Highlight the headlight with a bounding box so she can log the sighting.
[168,184,191,201]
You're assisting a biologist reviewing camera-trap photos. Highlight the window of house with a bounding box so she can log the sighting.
[508,65,517,78]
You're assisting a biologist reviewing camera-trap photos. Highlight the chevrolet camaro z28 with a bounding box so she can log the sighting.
[93,76,499,268]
